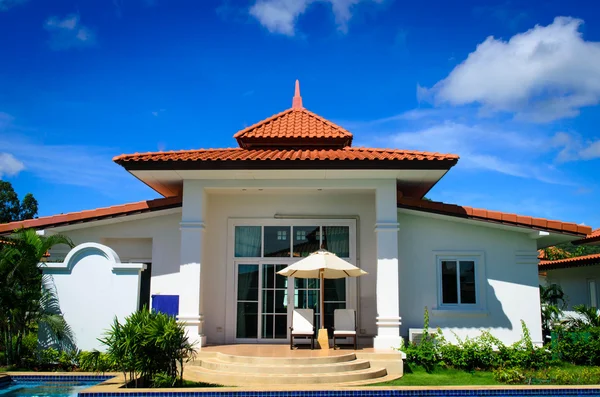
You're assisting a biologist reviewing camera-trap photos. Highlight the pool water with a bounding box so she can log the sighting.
[0,382,98,397]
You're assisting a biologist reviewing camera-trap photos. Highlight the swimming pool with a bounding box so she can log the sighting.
[0,376,110,397]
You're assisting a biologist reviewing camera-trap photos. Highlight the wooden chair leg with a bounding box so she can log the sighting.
[290,335,293,350]
[354,334,357,350]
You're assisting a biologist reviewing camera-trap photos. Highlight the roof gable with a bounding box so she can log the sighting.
[233,81,352,149]
[233,107,353,149]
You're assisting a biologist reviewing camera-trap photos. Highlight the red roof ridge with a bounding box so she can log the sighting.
[573,227,600,245]
[0,196,182,235]
[539,253,600,268]
[113,147,460,164]
[398,197,591,236]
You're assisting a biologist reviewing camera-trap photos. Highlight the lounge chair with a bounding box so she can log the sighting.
[289,309,315,349]
[333,309,357,350]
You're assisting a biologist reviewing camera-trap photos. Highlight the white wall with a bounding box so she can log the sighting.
[398,210,543,345]
[51,211,182,300]
[42,244,144,351]
[545,265,600,309]
[203,190,377,345]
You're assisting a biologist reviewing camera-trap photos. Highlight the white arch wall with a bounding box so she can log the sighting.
[41,243,146,351]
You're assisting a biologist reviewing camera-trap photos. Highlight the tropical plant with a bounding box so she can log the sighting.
[564,304,600,330]
[0,228,74,366]
[539,284,568,341]
[99,308,196,387]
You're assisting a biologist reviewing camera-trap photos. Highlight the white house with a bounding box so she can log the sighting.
[0,81,592,351]
[539,230,600,311]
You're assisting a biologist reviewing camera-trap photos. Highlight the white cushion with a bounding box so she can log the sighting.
[334,330,356,335]
[334,309,356,332]
[292,329,314,335]
[292,309,314,333]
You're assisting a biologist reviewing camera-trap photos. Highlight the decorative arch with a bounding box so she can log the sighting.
[41,242,145,274]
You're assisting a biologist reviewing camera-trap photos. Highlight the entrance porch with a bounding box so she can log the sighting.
[185,344,403,386]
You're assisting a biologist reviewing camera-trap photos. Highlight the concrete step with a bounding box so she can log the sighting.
[203,352,357,365]
[197,357,371,374]
[185,365,388,386]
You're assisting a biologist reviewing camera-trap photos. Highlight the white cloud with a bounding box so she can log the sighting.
[249,0,382,36]
[553,132,600,162]
[44,14,96,50]
[0,113,145,196]
[0,153,25,178]
[0,0,27,11]
[422,17,600,122]
[384,121,571,184]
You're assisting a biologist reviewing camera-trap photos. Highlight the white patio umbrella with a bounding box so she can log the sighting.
[277,249,367,330]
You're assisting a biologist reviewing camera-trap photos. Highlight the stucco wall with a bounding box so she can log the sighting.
[397,210,542,345]
[545,265,600,309]
[53,211,182,300]
[42,244,144,351]
[203,190,377,344]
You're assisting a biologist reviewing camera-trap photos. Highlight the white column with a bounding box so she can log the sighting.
[178,180,206,348]
[373,180,403,349]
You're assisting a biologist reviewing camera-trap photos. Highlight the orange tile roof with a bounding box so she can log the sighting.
[398,198,591,236]
[573,228,600,245]
[233,80,352,149]
[233,108,353,148]
[0,197,182,235]
[539,253,600,269]
[114,147,459,169]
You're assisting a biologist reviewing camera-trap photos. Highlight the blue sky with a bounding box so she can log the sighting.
[0,0,599,229]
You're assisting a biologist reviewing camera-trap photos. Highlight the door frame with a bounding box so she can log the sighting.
[233,259,296,344]
[225,218,357,344]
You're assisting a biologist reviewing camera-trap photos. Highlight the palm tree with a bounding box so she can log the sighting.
[0,228,74,366]
[540,284,567,341]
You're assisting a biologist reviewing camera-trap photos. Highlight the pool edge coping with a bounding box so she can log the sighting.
[5,372,600,393]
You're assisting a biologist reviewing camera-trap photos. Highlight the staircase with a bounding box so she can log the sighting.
[185,352,398,386]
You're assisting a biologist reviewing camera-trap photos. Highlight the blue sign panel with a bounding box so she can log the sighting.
[151,295,179,317]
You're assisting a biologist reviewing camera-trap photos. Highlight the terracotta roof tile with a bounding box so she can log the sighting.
[539,253,600,269]
[233,108,353,149]
[573,228,600,245]
[114,147,459,166]
[0,196,182,235]
[398,198,591,236]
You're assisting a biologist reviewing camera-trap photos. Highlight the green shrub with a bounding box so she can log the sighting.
[78,350,116,373]
[401,309,549,372]
[99,308,196,388]
[526,366,600,385]
[38,347,60,368]
[493,367,526,384]
[152,372,177,388]
[552,327,600,365]
[497,321,551,369]
[399,307,441,373]
[440,331,501,371]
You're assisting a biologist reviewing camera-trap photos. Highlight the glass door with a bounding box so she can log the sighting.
[235,262,291,342]
[261,264,289,339]
[236,264,259,339]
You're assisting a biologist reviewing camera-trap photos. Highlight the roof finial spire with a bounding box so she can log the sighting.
[292,79,303,110]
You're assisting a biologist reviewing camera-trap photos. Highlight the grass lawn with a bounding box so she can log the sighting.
[375,366,501,386]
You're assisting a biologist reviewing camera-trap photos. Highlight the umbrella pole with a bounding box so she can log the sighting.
[317,269,329,349]
[320,269,325,330]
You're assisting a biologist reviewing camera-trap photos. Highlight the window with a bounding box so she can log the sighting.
[439,257,477,306]
[234,225,351,258]
[589,280,597,308]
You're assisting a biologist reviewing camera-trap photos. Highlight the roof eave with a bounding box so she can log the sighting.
[114,158,459,171]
